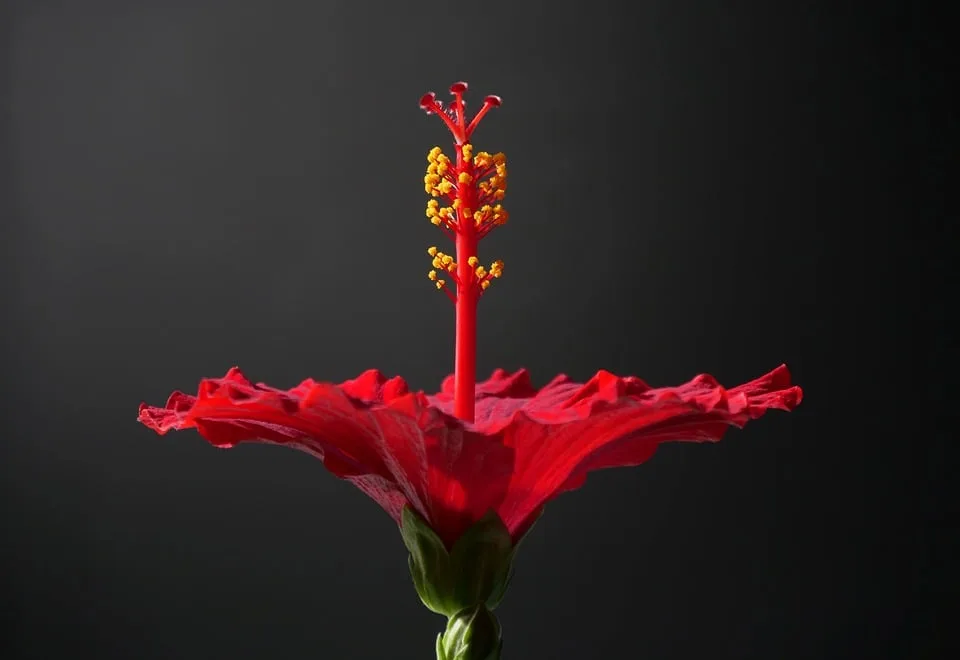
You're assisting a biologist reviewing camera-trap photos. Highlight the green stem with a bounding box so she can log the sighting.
[436,604,502,660]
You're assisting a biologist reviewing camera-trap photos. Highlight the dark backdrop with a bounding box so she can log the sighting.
[1,0,952,658]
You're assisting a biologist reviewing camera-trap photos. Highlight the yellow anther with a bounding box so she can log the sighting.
[424,173,440,186]
[436,280,446,289]
[457,172,473,185]
[441,255,453,266]
[461,143,473,161]
[493,189,505,201]
[427,163,438,175]
[427,246,438,257]
[432,257,442,268]
[475,266,487,278]
[428,146,442,162]
[481,280,491,290]
[446,263,456,273]
[439,181,453,194]
[474,152,491,168]
[490,260,504,278]
[437,160,449,176]
[493,152,506,166]
[428,270,437,281]
[438,207,452,219]
[452,199,461,209]
[467,256,479,267]
[430,217,441,226]
[460,207,471,219]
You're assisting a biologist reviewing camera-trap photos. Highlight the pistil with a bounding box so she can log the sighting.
[421,82,507,423]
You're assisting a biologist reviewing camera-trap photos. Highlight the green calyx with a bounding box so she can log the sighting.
[436,604,502,660]
[400,507,518,617]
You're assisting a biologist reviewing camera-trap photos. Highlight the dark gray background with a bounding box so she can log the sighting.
[1,0,952,658]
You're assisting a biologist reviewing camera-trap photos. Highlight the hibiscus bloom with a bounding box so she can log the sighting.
[138,81,802,660]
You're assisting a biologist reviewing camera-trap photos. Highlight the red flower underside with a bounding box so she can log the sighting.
[139,365,801,548]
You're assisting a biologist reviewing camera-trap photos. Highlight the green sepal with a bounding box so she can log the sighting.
[485,508,542,610]
[401,507,454,615]
[448,510,513,611]
[401,507,517,617]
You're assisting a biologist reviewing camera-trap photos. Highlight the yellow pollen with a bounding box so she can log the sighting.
[432,257,442,268]
[427,246,438,257]
[430,217,441,226]
[436,280,445,289]
[467,256,479,267]
[428,270,437,281]
[481,280,490,290]
[441,255,453,266]
[428,146,442,162]
[457,172,473,185]
[438,181,453,194]
[452,199,461,209]
[461,143,473,161]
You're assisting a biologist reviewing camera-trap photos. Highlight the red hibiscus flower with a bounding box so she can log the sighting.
[138,81,802,659]
[139,364,801,549]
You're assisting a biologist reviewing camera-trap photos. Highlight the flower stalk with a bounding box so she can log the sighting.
[437,604,502,660]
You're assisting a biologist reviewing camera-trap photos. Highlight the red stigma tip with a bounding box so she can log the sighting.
[450,81,468,94]
[419,92,437,111]
[484,95,502,107]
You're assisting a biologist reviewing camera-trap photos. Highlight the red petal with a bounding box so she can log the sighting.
[486,365,802,538]
[138,369,432,525]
